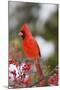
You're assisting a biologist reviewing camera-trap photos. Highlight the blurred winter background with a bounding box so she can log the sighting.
[8,1,58,87]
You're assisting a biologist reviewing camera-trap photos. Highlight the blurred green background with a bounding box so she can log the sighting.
[8,1,58,86]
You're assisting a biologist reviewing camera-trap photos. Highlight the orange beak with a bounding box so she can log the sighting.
[19,31,23,36]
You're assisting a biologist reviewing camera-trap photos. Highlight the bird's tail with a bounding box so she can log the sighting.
[35,59,44,80]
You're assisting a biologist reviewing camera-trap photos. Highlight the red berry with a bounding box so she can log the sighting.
[56,68,58,74]
[56,74,58,83]
[11,70,16,77]
[48,76,56,85]
[9,76,11,79]
[24,77,31,87]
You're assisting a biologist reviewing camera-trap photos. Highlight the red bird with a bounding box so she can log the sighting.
[19,24,44,80]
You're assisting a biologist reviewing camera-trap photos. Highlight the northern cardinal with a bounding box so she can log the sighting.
[19,24,44,80]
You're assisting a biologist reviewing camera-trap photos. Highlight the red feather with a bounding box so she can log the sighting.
[19,24,44,80]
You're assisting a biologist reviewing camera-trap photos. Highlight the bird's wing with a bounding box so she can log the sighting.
[29,37,41,57]
[34,39,41,57]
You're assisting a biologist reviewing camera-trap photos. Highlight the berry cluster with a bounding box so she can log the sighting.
[48,66,58,86]
[8,59,31,88]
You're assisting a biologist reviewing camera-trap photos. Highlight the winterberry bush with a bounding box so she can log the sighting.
[8,40,58,88]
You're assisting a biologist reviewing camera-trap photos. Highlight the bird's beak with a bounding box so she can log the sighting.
[18,31,23,36]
